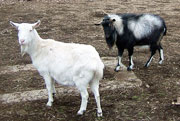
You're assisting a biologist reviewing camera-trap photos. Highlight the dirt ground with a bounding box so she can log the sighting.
[0,0,180,121]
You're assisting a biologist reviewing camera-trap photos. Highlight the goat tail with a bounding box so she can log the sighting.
[163,26,167,36]
[163,22,167,36]
[93,60,104,83]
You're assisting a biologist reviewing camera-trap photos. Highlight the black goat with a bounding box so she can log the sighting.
[96,13,167,71]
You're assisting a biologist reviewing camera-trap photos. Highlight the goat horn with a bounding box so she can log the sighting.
[94,22,102,26]
[102,10,108,15]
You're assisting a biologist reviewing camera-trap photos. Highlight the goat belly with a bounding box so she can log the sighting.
[56,79,75,86]
[51,73,75,86]
[135,38,150,45]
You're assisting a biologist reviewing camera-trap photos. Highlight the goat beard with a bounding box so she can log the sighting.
[105,31,117,49]
[20,45,26,57]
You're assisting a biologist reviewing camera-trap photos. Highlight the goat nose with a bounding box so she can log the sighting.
[20,39,25,43]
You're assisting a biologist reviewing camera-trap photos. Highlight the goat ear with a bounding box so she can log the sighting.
[102,10,108,16]
[95,21,104,26]
[10,21,19,29]
[32,20,41,29]
[95,23,102,26]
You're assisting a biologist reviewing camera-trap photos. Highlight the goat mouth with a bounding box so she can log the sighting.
[104,33,111,38]
[20,43,25,46]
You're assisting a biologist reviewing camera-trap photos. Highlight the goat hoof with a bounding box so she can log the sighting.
[159,60,163,64]
[77,110,85,116]
[97,112,103,117]
[114,66,120,72]
[46,102,52,107]
[127,67,132,71]
[114,68,119,72]
[53,93,56,98]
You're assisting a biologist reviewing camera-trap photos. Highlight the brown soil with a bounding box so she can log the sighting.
[0,0,180,121]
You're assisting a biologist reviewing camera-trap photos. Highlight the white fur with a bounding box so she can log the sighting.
[107,14,162,39]
[10,21,104,117]
[128,14,162,39]
[129,56,134,70]
[159,49,164,64]
[146,56,153,67]
[108,14,124,35]
[134,45,150,50]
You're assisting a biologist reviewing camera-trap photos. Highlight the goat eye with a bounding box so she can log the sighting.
[29,29,32,32]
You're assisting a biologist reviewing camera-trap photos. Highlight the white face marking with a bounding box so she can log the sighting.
[128,14,162,39]
[108,14,124,35]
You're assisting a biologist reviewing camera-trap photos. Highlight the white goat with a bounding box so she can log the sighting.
[10,20,104,117]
